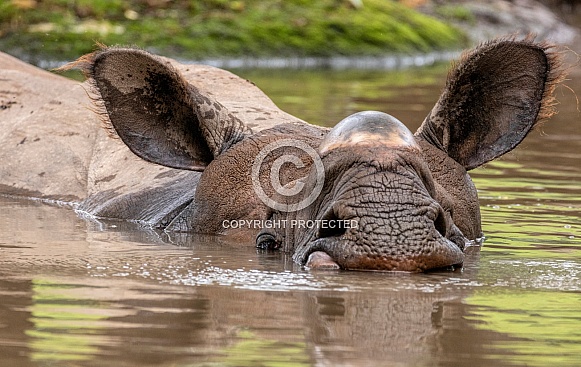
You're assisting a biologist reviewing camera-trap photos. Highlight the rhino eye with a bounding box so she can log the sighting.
[256,232,279,250]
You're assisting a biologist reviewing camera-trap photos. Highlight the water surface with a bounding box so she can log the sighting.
[1,61,580,367]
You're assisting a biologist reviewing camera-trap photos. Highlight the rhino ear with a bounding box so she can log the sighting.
[416,36,564,170]
[76,47,250,171]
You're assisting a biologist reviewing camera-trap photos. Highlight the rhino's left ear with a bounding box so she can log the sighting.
[416,36,565,171]
[71,47,250,171]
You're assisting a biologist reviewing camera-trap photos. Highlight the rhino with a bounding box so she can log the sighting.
[0,36,564,272]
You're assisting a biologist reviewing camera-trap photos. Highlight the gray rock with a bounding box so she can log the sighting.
[424,0,579,44]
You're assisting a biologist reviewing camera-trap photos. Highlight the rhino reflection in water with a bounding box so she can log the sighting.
[0,36,565,272]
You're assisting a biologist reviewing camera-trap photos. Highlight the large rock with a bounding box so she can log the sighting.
[422,0,579,45]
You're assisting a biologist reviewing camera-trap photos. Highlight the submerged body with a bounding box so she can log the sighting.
[0,37,564,271]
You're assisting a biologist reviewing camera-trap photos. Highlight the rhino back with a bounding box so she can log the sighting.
[172,61,307,132]
[0,52,97,202]
[78,126,200,226]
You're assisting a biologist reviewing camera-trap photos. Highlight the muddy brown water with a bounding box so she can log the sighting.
[1,62,580,367]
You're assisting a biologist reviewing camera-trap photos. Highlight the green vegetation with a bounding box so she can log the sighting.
[434,4,475,23]
[0,0,466,64]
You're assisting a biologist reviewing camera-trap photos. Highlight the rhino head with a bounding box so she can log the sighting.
[73,36,563,272]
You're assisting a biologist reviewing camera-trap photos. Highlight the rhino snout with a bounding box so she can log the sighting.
[294,235,464,273]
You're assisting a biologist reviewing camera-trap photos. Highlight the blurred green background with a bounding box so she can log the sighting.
[0,0,467,64]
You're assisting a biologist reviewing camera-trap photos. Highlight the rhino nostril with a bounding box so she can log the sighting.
[317,208,348,239]
[434,208,449,238]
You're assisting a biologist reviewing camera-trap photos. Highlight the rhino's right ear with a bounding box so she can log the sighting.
[70,47,250,171]
[416,36,565,171]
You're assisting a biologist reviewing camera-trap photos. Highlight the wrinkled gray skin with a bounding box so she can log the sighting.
[0,37,563,272]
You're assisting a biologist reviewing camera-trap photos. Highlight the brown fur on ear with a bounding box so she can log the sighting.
[532,39,571,127]
[56,42,108,78]
[58,44,120,139]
